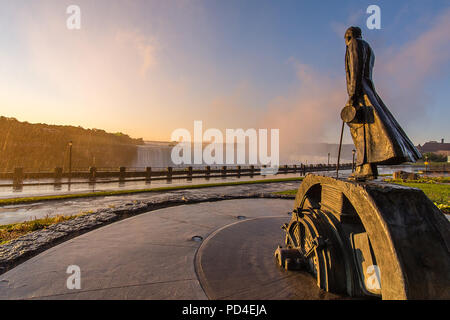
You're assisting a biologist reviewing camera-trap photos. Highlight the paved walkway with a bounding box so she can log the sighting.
[0,199,297,299]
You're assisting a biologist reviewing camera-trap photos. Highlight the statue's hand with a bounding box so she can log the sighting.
[342,96,359,123]
[346,96,358,108]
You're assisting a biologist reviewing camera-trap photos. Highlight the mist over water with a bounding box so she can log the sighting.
[133,142,174,168]
[284,143,355,164]
[132,141,356,168]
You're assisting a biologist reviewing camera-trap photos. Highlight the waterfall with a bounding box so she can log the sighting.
[133,143,174,168]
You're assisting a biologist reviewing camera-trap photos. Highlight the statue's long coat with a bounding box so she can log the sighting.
[345,38,421,165]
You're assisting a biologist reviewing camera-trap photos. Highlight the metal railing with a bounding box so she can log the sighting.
[0,163,353,187]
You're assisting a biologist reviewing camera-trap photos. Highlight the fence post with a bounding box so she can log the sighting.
[167,167,173,180]
[237,165,241,177]
[119,167,126,180]
[89,167,97,181]
[146,167,152,181]
[206,166,211,178]
[13,167,23,185]
[54,167,63,180]
[221,166,227,177]
[187,166,193,179]
[250,165,255,176]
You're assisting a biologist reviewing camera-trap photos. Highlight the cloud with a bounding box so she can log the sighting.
[376,8,450,120]
[260,7,450,159]
[259,60,346,158]
[11,4,162,125]
[115,30,158,76]
[330,9,365,38]
[15,2,159,101]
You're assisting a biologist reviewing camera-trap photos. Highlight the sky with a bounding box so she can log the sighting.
[0,0,449,149]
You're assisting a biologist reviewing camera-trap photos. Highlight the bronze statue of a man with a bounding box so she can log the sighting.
[342,26,421,180]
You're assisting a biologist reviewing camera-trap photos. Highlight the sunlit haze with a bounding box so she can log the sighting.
[1,0,449,147]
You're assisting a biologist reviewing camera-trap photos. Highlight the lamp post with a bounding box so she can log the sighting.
[327,152,330,171]
[352,149,356,173]
[68,141,73,179]
[424,155,428,175]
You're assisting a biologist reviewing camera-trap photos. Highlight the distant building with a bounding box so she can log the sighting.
[416,139,450,157]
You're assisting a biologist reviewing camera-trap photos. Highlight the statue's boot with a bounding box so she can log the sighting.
[349,163,378,181]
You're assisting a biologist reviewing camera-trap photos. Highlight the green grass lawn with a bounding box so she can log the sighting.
[388,181,449,213]
[411,161,447,166]
[274,179,449,213]
[386,176,450,184]
[0,214,85,245]
[274,189,297,196]
[383,176,449,212]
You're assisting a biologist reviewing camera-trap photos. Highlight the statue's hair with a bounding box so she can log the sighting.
[345,26,362,38]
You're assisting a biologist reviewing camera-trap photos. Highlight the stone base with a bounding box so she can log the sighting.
[393,170,420,180]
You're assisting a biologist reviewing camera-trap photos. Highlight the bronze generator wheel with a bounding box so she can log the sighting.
[276,174,450,300]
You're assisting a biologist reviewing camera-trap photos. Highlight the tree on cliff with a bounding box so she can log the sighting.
[0,117,144,171]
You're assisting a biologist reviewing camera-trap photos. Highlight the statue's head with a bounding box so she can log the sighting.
[345,26,362,46]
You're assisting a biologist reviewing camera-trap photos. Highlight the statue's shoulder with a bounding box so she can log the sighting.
[359,39,372,50]
[355,38,367,46]
[355,39,374,56]
[349,38,365,49]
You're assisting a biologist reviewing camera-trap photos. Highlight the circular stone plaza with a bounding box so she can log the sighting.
[0,178,350,300]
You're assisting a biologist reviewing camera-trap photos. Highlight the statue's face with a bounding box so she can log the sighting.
[345,31,353,46]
